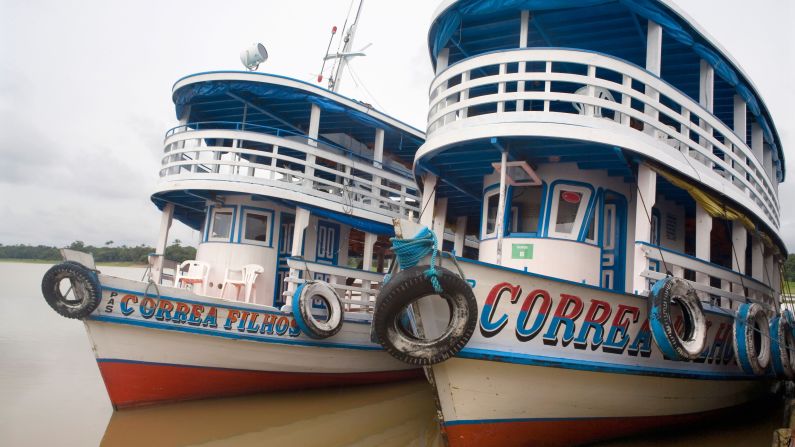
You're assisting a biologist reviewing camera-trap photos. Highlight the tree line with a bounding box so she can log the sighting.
[0,240,197,264]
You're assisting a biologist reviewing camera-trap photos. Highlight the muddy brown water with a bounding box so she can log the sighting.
[0,262,783,446]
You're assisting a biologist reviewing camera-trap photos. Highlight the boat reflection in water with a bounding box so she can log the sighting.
[101,380,442,447]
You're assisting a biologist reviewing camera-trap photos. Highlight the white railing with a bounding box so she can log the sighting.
[284,258,385,313]
[637,242,776,312]
[160,123,420,221]
[427,48,779,229]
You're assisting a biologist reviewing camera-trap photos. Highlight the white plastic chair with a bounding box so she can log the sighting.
[221,264,264,303]
[573,86,617,120]
[175,261,211,295]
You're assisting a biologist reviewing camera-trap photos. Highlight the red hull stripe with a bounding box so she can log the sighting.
[96,359,421,409]
[443,411,721,447]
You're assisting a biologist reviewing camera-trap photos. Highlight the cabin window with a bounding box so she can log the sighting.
[509,185,544,235]
[208,207,235,242]
[548,183,592,240]
[240,208,273,246]
[482,189,501,238]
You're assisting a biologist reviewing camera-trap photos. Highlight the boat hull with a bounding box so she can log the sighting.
[85,275,419,409]
[413,258,774,446]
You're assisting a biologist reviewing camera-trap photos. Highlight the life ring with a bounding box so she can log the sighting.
[733,302,771,375]
[770,310,795,378]
[291,281,344,339]
[41,262,102,319]
[648,277,707,361]
[373,265,477,366]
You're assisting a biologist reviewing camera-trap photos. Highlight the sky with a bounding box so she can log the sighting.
[0,0,793,250]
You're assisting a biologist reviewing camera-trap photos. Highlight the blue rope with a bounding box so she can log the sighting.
[384,227,442,293]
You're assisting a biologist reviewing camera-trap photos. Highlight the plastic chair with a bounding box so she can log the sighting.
[221,264,264,303]
[175,261,211,295]
[572,86,617,119]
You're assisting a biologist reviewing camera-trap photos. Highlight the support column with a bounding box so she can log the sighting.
[763,143,774,181]
[751,123,764,164]
[287,208,311,295]
[305,104,321,188]
[362,232,378,303]
[453,216,467,256]
[152,203,174,284]
[733,95,747,144]
[373,128,384,206]
[731,223,747,296]
[694,204,712,287]
[436,48,449,75]
[698,60,715,160]
[644,21,662,135]
[751,236,764,282]
[419,173,438,229]
[432,197,448,248]
[495,150,508,265]
[632,164,656,294]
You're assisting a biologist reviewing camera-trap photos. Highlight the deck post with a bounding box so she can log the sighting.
[731,223,747,297]
[733,95,747,144]
[695,203,712,289]
[454,216,467,256]
[698,60,715,159]
[373,128,384,206]
[419,173,438,229]
[362,232,377,303]
[432,197,448,248]
[644,20,662,135]
[632,164,656,294]
[495,150,508,264]
[287,208,311,295]
[305,104,321,190]
[751,123,764,164]
[152,203,174,284]
[751,236,764,283]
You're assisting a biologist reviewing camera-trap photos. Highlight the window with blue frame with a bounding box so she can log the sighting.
[547,183,593,240]
[508,185,543,235]
[208,208,235,242]
[482,189,501,238]
[240,209,272,246]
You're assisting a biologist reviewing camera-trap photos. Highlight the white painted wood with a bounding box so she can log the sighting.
[733,95,747,144]
[305,104,321,185]
[495,150,508,264]
[432,197,448,246]
[731,222,747,295]
[699,60,714,112]
[645,21,663,76]
[454,216,467,255]
[152,203,175,283]
[519,11,529,48]
[373,128,384,168]
[419,173,438,228]
[632,164,656,294]
[751,123,764,164]
[751,236,764,282]
[695,203,712,287]
[287,207,311,293]
[420,49,780,231]
[436,48,449,75]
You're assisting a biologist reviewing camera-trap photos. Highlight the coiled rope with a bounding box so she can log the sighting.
[384,227,442,293]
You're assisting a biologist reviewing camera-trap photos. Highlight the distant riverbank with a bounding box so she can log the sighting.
[0,258,147,267]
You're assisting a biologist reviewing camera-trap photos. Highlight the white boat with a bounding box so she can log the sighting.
[371,1,792,446]
[40,17,430,407]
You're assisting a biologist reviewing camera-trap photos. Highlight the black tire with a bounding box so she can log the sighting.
[41,262,102,319]
[373,265,477,366]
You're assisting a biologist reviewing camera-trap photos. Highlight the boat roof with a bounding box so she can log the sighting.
[425,0,785,180]
[172,71,426,166]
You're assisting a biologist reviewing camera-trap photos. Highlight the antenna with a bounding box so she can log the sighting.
[316,26,338,84]
[240,43,268,71]
[326,0,367,92]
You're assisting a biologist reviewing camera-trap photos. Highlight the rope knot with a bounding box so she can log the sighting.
[387,227,443,294]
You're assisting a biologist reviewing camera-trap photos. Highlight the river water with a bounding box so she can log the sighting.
[0,262,783,446]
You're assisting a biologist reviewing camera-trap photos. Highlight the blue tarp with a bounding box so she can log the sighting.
[173,80,385,130]
[297,204,396,236]
[429,0,782,179]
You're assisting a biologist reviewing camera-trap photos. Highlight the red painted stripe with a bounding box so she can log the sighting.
[443,411,721,447]
[97,360,421,409]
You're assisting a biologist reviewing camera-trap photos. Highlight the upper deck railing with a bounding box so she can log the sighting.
[426,48,780,229]
[159,123,421,222]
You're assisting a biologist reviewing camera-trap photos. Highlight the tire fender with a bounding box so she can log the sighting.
[733,302,771,375]
[41,262,102,319]
[648,277,707,361]
[770,310,795,378]
[373,265,477,366]
[292,281,344,339]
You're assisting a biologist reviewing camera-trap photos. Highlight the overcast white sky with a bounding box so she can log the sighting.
[0,0,792,250]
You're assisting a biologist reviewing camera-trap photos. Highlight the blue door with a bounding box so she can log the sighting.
[273,213,295,307]
[314,220,340,281]
[600,191,627,292]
